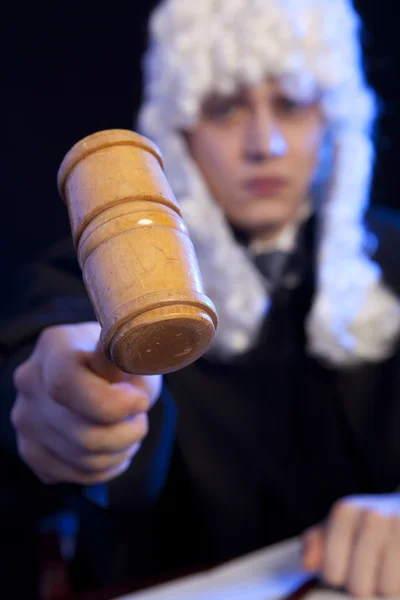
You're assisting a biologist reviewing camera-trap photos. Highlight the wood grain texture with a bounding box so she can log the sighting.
[57,129,218,375]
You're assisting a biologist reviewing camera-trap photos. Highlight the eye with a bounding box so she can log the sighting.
[274,96,310,116]
[202,95,244,121]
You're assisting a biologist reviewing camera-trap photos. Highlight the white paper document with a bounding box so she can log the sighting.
[114,536,387,600]
[115,537,311,600]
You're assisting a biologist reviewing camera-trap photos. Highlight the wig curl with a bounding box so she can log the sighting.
[138,0,400,366]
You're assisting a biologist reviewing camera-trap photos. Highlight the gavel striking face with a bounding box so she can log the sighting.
[57,129,218,375]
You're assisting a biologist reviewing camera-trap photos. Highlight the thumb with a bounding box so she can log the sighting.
[88,339,162,407]
[87,338,131,383]
[302,524,324,572]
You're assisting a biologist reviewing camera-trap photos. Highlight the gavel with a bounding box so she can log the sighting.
[57,129,218,375]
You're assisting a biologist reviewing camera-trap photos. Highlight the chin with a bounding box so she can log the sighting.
[235,213,288,234]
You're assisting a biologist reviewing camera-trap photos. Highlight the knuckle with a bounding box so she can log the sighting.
[13,362,32,395]
[74,429,100,454]
[331,497,348,515]
[13,364,25,390]
[88,393,126,424]
[47,373,69,405]
[363,509,385,533]
[37,327,57,356]
[74,425,120,454]
[99,403,125,424]
[77,456,107,473]
[97,392,147,425]
[69,428,137,473]
[331,498,357,521]
[79,420,145,454]
[38,325,59,346]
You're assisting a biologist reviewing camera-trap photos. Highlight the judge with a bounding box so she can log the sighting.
[3,0,400,596]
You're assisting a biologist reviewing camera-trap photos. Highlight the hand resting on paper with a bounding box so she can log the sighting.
[302,493,400,597]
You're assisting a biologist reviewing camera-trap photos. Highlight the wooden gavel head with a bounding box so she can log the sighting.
[57,129,218,375]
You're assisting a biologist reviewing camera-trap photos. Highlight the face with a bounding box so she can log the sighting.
[185,79,325,241]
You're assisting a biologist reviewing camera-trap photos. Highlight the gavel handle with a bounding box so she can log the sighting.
[87,339,130,383]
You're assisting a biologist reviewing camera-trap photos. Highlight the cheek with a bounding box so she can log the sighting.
[290,125,325,179]
[301,125,323,155]
[190,131,239,189]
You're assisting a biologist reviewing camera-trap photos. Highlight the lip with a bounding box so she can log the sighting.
[243,176,288,197]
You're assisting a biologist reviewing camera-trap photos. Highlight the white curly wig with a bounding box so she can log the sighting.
[137,0,400,366]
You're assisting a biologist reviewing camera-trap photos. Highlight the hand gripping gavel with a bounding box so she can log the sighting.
[57,129,218,375]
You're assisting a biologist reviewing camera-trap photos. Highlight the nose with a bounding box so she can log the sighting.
[243,110,288,163]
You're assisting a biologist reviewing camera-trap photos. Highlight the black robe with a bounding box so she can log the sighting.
[1,206,400,597]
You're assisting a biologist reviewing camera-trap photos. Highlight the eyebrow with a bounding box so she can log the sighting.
[202,90,244,106]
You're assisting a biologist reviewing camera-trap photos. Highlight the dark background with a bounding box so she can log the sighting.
[0,3,398,288]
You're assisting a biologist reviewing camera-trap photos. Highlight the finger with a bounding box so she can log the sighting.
[36,427,138,475]
[13,391,149,454]
[87,338,134,383]
[22,323,160,423]
[48,438,139,476]
[16,436,132,485]
[302,525,324,572]
[13,395,143,473]
[43,353,150,424]
[110,376,161,411]
[57,324,161,407]
[37,322,150,422]
[13,355,41,398]
[377,515,400,596]
[43,322,161,400]
[346,509,390,597]
[42,394,149,453]
[322,499,362,588]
